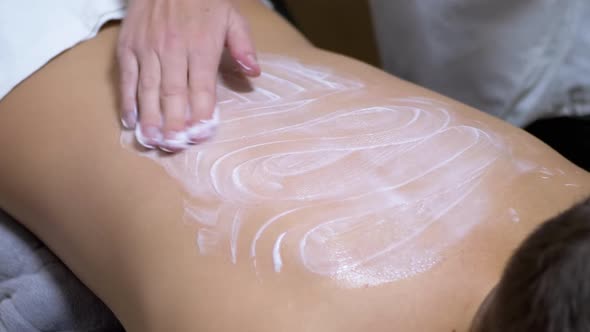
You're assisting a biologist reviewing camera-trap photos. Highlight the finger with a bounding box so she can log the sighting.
[159,51,190,153]
[226,10,261,77]
[135,51,163,149]
[117,49,139,129]
[186,39,224,143]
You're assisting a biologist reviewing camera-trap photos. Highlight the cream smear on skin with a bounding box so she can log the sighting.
[122,55,529,287]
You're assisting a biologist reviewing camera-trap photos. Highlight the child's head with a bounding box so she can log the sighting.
[471,197,590,332]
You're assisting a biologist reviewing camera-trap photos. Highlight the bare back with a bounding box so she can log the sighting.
[0,2,588,331]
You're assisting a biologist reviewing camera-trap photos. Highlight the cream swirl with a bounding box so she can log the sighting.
[122,55,512,287]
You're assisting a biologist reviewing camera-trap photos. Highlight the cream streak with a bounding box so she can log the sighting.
[122,55,525,287]
[273,232,288,273]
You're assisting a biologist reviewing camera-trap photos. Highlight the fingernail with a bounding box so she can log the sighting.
[238,54,259,74]
[236,59,253,73]
[135,124,162,149]
[121,113,137,129]
[121,106,138,129]
[160,131,190,153]
[187,106,220,143]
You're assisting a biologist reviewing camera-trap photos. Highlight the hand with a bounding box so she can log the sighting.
[117,0,261,152]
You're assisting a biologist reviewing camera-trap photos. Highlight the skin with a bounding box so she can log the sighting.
[119,0,261,152]
[0,1,589,331]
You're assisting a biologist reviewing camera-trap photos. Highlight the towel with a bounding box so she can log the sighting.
[0,210,123,332]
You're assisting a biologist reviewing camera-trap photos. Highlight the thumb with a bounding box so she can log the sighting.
[226,10,261,77]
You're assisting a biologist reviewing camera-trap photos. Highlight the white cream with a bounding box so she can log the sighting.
[273,232,288,273]
[509,208,520,223]
[122,55,524,287]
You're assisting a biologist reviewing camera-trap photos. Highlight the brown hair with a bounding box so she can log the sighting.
[471,197,590,332]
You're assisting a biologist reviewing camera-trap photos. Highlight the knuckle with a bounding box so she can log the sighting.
[118,40,132,50]
[116,46,133,61]
[117,37,136,54]
[142,32,164,52]
[152,28,185,53]
[119,68,137,84]
[164,29,182,46]
[121,91,137,104]
[161,83,187,98]
[192,84,215,98]
[139,74,159,90]
[136,48,156,59]
[122,104,135,114]
[189,51,217,69]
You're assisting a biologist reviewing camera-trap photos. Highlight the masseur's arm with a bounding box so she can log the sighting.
[119,0,261,152]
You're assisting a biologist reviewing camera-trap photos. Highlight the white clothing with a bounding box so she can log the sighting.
[0,0,274,101]
[370,0,590,126]
[0,0,126,100]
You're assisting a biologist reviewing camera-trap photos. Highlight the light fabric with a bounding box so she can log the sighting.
[0,210,123,332]
[0,0,274,101]
[370,0,590,126]
[0,0,126,100]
